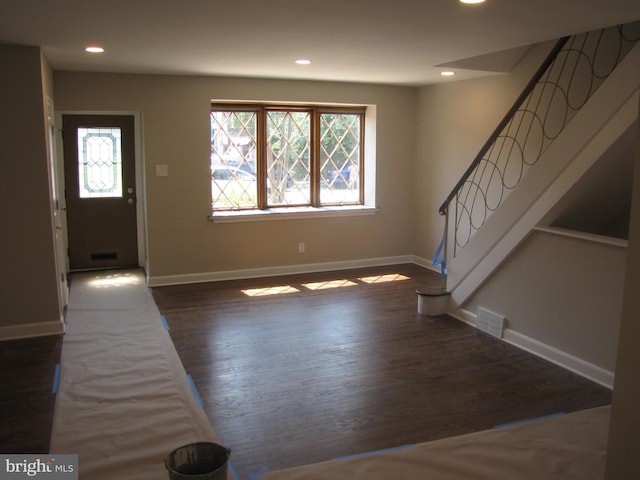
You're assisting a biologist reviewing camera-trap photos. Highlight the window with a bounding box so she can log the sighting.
[210,104,365,213]
[77,127,123,198]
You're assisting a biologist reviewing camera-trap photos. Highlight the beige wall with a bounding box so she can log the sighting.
[465,230,625,375]
[414,42,556,261]
[0,46,61,333]
[54,73,418,281]
[52,41,559,282]
[606,97,640,480]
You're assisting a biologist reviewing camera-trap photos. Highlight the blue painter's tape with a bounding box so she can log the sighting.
[186,374,204,408]
[228,459,240,480]
[161,314,170,331]
[334,444,413,462]
[495,412,565,430]
[432,233,445,266]
[432,230,447,279]
[52,364,61,394]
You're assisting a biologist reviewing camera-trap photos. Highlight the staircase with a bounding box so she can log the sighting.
[439,22,640,308]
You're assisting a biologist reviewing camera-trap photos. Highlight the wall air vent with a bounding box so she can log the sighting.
[476,307,505,338]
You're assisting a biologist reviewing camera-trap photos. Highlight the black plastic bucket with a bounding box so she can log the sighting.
[165,442,230,480]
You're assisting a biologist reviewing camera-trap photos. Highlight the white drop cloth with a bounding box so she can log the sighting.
[50,270,224,480]
[263,406,610,480]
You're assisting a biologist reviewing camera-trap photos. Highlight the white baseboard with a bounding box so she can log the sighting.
[147,261,613,389]
[0,318,65,341]
[148,255,414,287]
[504,329,614,389]
[411,255,441,273]
[451,308,614,389]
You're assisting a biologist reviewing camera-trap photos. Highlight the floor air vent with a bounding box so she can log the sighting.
[476,307,505,338]
[91,252,118,261]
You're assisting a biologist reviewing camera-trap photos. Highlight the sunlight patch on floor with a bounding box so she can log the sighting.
[242,285,300,297]
[302,279,358,290]
[359,273,410,284]
[88,272,140,289]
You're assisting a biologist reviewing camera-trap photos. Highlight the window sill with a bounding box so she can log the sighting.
[209,205,378,223]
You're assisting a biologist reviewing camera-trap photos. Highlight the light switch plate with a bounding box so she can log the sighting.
[156,164,168,176]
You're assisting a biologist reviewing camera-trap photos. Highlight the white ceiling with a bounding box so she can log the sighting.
[1,0,640,86]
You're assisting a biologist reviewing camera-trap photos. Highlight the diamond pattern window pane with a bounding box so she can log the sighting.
[210,105,365,212]
[210,111,258,210]
[266,111,311,207]
[78,127,123,198]
[319,113,361,205]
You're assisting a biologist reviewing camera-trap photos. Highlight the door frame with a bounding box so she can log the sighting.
[47,97,69,320]
[55,111,147,273]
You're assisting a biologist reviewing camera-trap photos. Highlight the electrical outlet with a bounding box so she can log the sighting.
[298,242,305,254]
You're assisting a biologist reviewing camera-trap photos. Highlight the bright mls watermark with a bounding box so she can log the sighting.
[1,455,77,479]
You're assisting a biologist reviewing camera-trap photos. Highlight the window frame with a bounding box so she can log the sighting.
[210,103,366,214]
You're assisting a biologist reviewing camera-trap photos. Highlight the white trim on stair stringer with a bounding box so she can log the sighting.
[148,255,416,287]
[449,307,614,389]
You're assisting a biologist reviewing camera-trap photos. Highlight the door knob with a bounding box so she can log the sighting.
[128,198,134,205]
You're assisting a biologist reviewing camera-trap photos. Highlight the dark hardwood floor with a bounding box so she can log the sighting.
[0,334,63,453]
[0,264,612,476]
[152,263,612,478]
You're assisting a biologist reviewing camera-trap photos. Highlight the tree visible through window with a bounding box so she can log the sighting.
[211,104,364,212]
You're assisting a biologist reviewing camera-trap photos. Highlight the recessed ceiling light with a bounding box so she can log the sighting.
[441,71,456,76]
[85,46,105,53]
[295,59,311,65]
[460,0,486,4]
